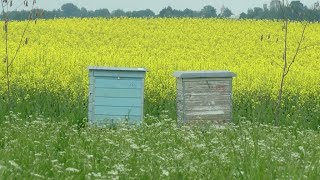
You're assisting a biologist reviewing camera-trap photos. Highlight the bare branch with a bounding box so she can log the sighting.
[284,22,308,77]
[300,42,320,51]
[8,2,36,68]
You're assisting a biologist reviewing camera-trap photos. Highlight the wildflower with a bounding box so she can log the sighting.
[130,143,139,150]
[88,172,102,177]
[66,167,80,173]
[30,172,45,178]
[9,160,22,170]
[51,159,59,163]
[86,154,94,159]
[298,146,305,154]
[108,170,118,175]
[162,170,169,176]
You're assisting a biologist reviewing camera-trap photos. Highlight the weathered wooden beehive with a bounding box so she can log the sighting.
[174,71,236,125]
[88,67,147,125]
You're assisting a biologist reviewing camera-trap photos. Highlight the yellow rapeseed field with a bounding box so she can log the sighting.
[0,18,319,120]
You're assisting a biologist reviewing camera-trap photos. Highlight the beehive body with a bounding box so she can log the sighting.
[174,71,236,125]
[88,67,146,125]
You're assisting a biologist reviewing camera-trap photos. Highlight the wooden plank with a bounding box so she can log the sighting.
[183,105,231,112]
[176,79,183,90]
[88,109,93,122]
[184,93,231,101]
[178,101,231,110]
[184,91,231,96]
[95,88,141,98]
[177,112,183,121]
[186,114,229,121]
[184,80,231,89]
[94,106,141,116]
[185,110,227,116]
[95,77,143,89]
[94,97,142,107]
[89,70,94,77]
[89,76,95,85]
[95,115,141,123]
[89,84,95,103]
[184,119,229,126]
[88,82,95,122]
[182,78,231,82]
[184,99,231,106]
[140,79,145,120]
[93,70,146,78]
[183,90,231,96]
[183,87,231,94]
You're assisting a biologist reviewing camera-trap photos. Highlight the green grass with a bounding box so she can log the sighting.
[0,113,319,179]
[1,87,319,128]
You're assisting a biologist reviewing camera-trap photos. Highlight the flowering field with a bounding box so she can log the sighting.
[0,18,319,126]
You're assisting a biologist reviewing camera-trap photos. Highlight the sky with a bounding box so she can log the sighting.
[14,0,318,15]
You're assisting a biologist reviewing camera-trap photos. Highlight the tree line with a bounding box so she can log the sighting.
[240,1,320,21]
[1,2,320,21]
[1,3,232,20]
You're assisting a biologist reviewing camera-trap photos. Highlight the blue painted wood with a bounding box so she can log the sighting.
[93,70,146,78]
[89,67,146,72]
[95,88,141,98]
[88,78,95,121]
[94,106,141,116]
[95,115,141,123]
[95,77,143,89]
[95,97,141,106]
[88,67,147,125]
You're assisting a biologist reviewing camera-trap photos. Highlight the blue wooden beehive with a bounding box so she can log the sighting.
[88,67,147,125]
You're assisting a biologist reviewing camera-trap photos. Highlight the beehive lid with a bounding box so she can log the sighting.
[173,71,236,78]
[88,66,147,72]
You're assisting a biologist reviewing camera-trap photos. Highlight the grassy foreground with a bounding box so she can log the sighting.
[0,114,319,179]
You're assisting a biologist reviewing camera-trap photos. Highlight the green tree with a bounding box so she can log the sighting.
[183,8,197,17]
[221,8,233,17]
[94,9,110,18]
[111,9,126,17]
[200,5,217,18]
[61,3,81,17]
[80,7,88,17]
[159,6,174,17]
[126,9,155,18]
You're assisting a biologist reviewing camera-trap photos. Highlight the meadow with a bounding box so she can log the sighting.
[0,114,320,179]
[0,18,319,178]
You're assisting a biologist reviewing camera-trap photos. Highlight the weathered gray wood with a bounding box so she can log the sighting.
[184,82,231,92]
[180,105,231,112]
[173,70,236,126]
[173,71,236,78]
[176,79,183,90]
[184,94,232,101]
[184,119,229,125]
[184,99,231,106]
[185,113,230,119]
[184,80,231,86]
[182,78,232,82]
